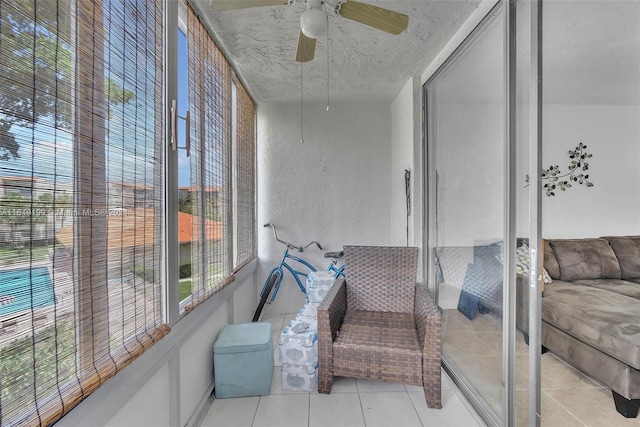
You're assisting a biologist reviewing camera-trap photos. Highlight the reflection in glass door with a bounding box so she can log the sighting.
[423,2,543,425]
[427,6,506,422]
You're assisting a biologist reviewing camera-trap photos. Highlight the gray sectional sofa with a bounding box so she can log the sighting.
[518,236,640,418]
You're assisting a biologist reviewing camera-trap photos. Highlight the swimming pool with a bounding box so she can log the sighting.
[0,267,55,317]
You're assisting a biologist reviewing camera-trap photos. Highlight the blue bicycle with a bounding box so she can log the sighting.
[252,223,345,322]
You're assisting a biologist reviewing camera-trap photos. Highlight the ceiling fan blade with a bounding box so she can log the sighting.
[210,0,289,11]
[296,31,316,62]
[338,0,408,35]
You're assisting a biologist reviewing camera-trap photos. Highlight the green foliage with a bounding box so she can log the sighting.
[178,192,221,220]
[0,191,73,227]
[203,196,221,221]
[132,265,155,283]
[105,77,135,105]
[0,321,76,408]
[0,1,134,160]
[104,77,136,119]
[179,262,192,279]
[0,191,72,250]
[178,193,192,214]
[0,245,49,266]
[0,121,19,161]
[0,193,31,225]
[0,0,74,161]
[179,280,192,301]
[0,0,74,129]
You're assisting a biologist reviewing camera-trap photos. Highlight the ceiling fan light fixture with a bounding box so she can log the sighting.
[300,8,326,39]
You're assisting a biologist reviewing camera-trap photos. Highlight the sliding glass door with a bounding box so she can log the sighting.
[424,1,542,425]
[426,5,507,422]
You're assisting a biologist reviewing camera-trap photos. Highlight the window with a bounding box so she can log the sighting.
[0,0,256,424]
[176,20,193,307]
[180,3,256,312]
[184,2,233,311]
[0,1,167,425]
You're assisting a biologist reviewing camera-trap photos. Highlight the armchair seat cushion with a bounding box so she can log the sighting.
[339,310,416,330]
[333,310,422,384]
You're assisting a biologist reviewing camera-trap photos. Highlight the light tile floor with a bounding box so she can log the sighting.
[203,309,640,426]
[201,313,485,427]
[442,309,640,427]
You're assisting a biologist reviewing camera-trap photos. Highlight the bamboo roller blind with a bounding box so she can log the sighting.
[184,4,234,312]
[0,0,257,423]
[0,1,169,425]
[234,80,256,271]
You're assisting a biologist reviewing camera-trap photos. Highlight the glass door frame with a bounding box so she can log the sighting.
[422,1,543,426]
[526,1,543,425]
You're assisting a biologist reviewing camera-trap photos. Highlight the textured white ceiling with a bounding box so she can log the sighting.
[193,0,483,104]
[193,0,640,106]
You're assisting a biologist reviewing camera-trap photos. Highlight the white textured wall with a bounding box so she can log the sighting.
[390,80,415,247]
[433,103,640,243]
[257,103,392,315]
[541,104,640,238]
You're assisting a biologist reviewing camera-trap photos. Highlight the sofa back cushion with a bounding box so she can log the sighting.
[543,239,561,280]
[602,236,640,279]
[548,238,621,281]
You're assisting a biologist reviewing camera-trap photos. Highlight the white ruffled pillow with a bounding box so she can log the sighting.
[515,243,552,284]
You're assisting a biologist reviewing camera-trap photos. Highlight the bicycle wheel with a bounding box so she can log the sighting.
[252,271,280,322]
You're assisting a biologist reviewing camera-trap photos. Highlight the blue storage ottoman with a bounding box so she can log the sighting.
[214,322,274,398]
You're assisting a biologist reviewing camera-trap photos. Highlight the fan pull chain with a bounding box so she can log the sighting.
[300,62,304,144]
[326,12,330,112]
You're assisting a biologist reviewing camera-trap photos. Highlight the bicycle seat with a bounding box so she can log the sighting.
[324,251,344,259]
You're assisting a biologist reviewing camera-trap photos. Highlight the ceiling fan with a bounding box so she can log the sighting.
[209,0,409,62]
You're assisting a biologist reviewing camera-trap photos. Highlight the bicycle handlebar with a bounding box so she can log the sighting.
[264,223,323,252]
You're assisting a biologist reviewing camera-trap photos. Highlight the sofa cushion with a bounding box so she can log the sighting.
[542,281,640,370]
[572,279,640,300]
[549,238,621,281]
[602,236,640,279]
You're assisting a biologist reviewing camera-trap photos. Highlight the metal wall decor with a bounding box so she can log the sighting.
[526,142,594,196]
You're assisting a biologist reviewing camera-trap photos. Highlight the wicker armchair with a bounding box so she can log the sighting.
[317,245,442,409]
